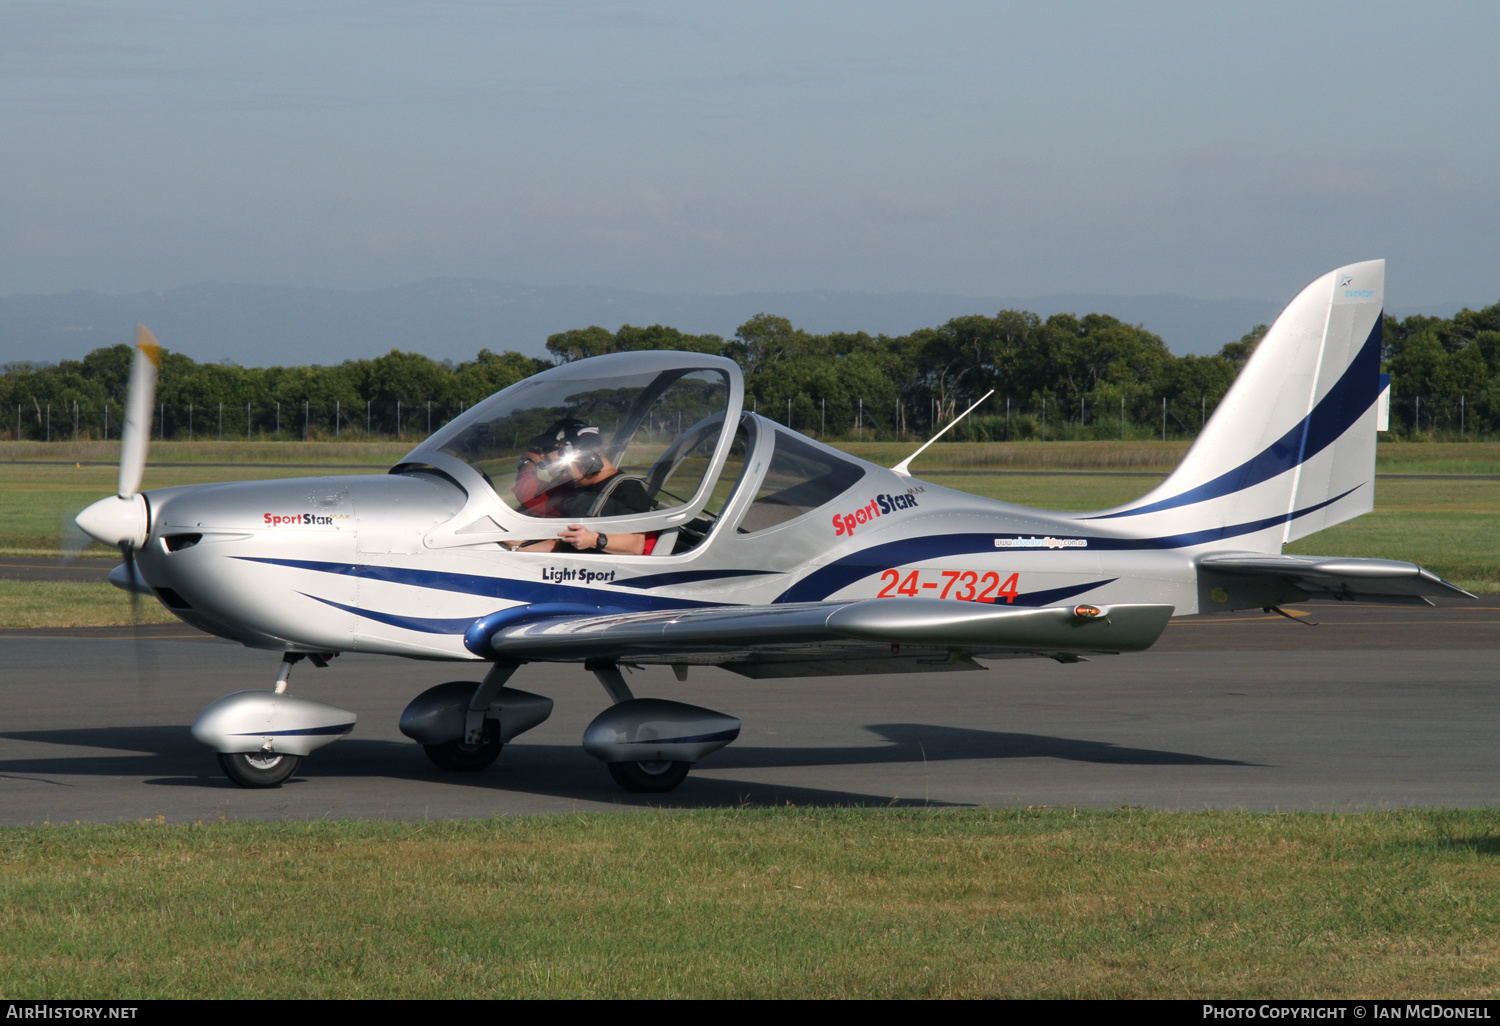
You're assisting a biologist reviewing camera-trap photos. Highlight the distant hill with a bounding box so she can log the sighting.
[0,277,1374,368]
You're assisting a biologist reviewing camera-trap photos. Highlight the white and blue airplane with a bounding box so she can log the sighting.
[75,259,1467,792]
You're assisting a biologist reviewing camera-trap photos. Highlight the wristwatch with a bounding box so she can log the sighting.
[594,532,609,551]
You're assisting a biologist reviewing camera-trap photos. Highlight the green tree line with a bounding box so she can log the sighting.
[5,300,1498,442]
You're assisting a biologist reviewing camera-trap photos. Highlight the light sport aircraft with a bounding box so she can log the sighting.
[75,259,1467,792]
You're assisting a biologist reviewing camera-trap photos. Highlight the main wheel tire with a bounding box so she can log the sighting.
[218,751,301,789]
[422,720,503,771]
[607,759,691,793]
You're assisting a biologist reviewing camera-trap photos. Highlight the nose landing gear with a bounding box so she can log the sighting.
[191,652,352,789]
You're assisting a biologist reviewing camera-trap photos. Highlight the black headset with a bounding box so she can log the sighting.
[556,420,605,478]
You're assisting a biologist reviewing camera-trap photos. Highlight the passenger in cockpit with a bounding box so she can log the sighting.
[509,419,654,554]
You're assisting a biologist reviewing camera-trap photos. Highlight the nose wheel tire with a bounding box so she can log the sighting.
[218,751,301,789]
[607,760,691,793]
[422,720,503,771]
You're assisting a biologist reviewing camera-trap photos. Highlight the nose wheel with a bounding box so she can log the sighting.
[217,751,301,788]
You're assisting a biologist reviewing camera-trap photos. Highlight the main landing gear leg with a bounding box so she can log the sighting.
[586,660,692,794]
[421,659,520,771]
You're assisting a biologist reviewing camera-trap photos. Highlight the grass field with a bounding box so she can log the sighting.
[2,809,1498,999]
[0,580,175,628]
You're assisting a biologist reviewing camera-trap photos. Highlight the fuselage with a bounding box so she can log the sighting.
[132,423,1206,662]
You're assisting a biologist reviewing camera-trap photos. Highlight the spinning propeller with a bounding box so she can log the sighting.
[75,326,162,617]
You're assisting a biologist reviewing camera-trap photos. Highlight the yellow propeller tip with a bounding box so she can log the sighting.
[135,325,163,367]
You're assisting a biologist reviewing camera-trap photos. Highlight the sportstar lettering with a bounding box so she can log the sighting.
[263,512,346,526]
[832,493,920,536]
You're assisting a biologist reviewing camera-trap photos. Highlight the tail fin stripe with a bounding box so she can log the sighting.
[1086,316,1380,521]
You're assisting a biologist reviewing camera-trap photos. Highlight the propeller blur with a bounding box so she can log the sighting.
[74,262,1468,791]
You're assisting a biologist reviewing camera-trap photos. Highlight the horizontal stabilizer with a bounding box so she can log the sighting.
[482,598,1175,665]
[1197,553,1473,605]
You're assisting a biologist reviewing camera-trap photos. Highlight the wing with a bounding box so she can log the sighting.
[1198,552,1473,605]
[469,598,1175,678]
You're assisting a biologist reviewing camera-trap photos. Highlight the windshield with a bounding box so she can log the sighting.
[415,358,734,520]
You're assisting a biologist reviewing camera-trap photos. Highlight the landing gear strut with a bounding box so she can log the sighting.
[418,660,517,772]
[589,661,691,792]
[582,660,740,794]
[397,660,554,773]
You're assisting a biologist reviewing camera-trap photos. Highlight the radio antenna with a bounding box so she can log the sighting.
[892,389,994,476]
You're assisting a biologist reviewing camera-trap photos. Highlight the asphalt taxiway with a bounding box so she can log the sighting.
[1,603,1496,823]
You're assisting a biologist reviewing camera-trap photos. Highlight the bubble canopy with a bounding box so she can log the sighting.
[403,352,744,530]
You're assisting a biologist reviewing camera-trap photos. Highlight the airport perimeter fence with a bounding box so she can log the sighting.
[2,393,1482,444]
[6,398,472,444]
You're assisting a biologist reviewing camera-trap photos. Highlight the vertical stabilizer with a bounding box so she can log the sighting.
[1089,260,1384,552]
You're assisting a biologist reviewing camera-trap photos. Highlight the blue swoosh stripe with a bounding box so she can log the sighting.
[1089,315,1380,521]
[772,489,1354,603]
[239,557,716,612]
[231,724,354,737]
[614,568,781,590]
[300,593,483,635]
[636,729,741,746]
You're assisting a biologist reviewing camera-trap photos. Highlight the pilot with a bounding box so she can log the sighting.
[510,419,654,555]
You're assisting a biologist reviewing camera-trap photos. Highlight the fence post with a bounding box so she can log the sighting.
[304,400,309,441]
[218,402,223,441]
[397,400,402,439]
[336,399,340,439]
[246,402,251,439]
[1120,395,1124,440]
[1041,397,1046,441]
[276,401,280,436]
[1162,397,1166,442]
[188,402,193,441]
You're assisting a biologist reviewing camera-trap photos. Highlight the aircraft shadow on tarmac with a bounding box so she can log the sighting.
[0,722,1252,810]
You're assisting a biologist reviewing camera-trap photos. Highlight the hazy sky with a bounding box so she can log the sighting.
[3,0,1497,308]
